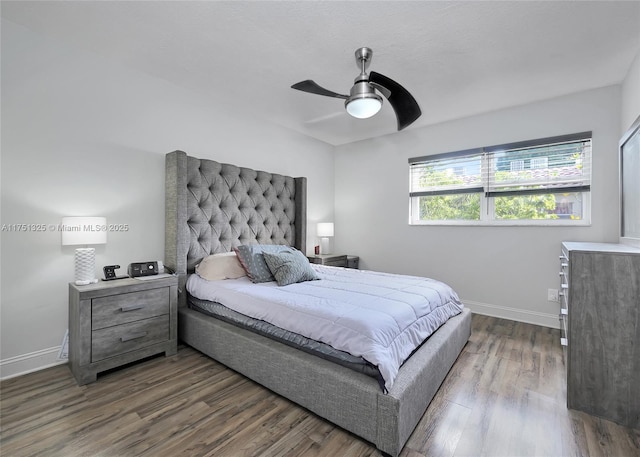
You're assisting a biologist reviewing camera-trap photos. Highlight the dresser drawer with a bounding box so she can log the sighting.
[91,315,169,362]
[92,288,169,330]
[559,247,570,358]
[560,312,568,345]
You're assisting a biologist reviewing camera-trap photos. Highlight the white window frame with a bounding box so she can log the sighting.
[409,132,592,226]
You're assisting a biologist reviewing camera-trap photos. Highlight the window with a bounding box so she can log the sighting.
[409,132,592,225]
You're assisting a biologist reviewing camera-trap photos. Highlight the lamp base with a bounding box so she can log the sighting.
[75,248,98,285]
[320,237,331,255]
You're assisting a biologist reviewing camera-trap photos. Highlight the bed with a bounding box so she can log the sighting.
[164,150,472,456]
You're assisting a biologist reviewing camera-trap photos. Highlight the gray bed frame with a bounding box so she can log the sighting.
[164,150,472,456]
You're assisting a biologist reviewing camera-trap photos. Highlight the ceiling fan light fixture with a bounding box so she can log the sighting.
[345,95,382,119]
[345,80,383,119]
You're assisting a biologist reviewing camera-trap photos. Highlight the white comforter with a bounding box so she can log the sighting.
[187,265,463,391]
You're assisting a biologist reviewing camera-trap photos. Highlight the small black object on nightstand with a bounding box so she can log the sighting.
[103,265,128,281]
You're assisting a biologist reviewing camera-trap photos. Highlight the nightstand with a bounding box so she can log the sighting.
[68,276,178,385]
[308,254,359,269]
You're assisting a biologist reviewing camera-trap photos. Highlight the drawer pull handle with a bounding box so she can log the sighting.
[120,332,147,342]
[560,308,568,315]
[120,304,145,312]
[560,337,568,347]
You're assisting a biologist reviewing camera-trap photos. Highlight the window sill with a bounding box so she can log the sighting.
[409,220,592,227]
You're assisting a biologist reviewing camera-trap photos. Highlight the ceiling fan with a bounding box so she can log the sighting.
[291,47,422,131]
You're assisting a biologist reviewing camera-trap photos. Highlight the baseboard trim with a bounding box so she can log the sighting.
[463,299,560,329]
[0,301,557,380]
[0,346,67,381]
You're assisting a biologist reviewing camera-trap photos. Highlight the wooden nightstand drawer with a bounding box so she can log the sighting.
[92,288,169,330]
[91,315,169,362]
[308,254,347,267]
[308,254,360,269]
[323,256,347,267]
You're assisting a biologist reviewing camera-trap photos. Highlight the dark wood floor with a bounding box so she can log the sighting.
[1,314,639,456]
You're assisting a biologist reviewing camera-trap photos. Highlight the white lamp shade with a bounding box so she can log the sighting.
[317,222,334,237]
[61,217,107,245]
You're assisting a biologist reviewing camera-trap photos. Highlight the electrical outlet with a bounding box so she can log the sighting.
[547,288,559,302]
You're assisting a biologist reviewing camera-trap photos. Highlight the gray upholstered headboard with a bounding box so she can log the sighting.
[165,150,307,305]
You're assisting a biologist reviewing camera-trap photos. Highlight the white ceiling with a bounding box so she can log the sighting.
[2,1,639,146]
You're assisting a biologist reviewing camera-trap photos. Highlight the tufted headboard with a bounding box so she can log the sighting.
[165,150,307,306]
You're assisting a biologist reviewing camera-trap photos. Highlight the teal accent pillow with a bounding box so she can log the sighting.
[263,249,320,286]
[234,244,294,283]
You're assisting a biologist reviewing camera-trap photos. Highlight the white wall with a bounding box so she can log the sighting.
[334,86,621,328]
[621,50,640,132]
[0,20,335,378]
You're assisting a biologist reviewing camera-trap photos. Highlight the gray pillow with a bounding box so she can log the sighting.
[262,249,320,286]
[234,244,293,283]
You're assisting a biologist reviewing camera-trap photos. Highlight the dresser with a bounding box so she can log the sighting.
[559,242,640,428]
[69,276,178,385]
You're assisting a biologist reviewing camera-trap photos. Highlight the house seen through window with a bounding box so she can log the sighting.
[409,132,592,225]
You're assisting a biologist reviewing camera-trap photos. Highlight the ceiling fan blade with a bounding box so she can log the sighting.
[291,80,348,99]
[369,71,422,130]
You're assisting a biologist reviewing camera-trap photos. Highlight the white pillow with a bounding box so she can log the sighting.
[195,252,247,281]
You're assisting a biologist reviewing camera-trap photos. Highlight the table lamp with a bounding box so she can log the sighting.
[317,222,334,255]
[61,216,107,285]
